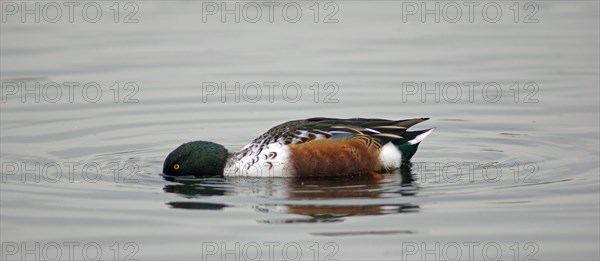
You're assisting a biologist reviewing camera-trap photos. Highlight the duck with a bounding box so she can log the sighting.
[163,117,434,178]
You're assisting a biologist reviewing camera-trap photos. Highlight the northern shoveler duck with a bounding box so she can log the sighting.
[163,117,434,178]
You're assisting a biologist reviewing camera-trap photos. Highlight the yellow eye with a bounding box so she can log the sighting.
[173,164,180,170]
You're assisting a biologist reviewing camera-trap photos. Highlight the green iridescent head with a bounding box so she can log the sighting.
[163,141,229,178]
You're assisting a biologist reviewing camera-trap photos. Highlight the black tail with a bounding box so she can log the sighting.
[393,128,434,162]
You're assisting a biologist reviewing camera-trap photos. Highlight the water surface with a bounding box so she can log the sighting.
[1,1,599,260]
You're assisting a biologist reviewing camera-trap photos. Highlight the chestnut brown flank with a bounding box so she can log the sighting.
[287,138,381,177]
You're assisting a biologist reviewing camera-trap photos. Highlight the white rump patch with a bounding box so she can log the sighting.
[379,142,401,169]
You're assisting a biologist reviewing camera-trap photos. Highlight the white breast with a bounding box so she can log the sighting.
[224,142,295,177]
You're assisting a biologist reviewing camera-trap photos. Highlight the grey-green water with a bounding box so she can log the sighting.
[1,1,599,260]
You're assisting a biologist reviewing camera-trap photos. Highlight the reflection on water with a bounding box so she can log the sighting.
[164,163,419,223]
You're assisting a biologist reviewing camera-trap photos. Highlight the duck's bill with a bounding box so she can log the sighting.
[160,173,197,180]
[160,173,222,182]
